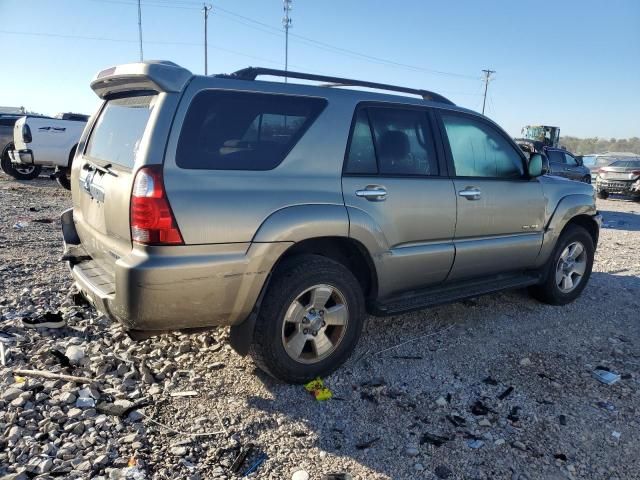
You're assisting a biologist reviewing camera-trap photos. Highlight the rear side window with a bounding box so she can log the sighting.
[344,106,438,176]
[176,91,327,170]
[547,150,565,163]
[86,94,156,168]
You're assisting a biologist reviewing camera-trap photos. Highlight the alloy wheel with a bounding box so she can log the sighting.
[555,241,587,293]
[281,284,349,364]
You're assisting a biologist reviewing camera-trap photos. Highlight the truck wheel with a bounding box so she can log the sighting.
[529,224,594,305]
[596,190,609,199]
[582,175,591,184]
[56,168,71,190]
[249,254,365,383]
[56,145,76,190]
[1,143,41,180]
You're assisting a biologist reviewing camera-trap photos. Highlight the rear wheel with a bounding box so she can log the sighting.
[56,145,76,190]
[529,224,594,305]
[582,175,591,184]
[1,143,41,180]
[249,254,365,383]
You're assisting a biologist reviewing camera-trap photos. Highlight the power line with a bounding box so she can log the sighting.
[87,0,478,80]
[481,68,495,115]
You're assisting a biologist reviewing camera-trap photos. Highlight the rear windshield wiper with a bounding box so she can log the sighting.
[88,161,118,177]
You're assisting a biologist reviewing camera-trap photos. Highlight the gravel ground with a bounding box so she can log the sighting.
[1,172,639,480]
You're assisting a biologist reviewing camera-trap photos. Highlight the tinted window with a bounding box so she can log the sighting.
[368,107,437,175]
[86,95,156,168]
[563,152,577,165]
[344,110,377,174]
[177,91,326,170]
[547,150,565,163]
[442,114,523,178]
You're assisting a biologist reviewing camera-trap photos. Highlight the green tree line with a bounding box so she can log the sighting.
[559,137,640,155]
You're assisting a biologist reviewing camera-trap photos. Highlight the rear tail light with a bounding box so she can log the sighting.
[631,170,640,177]
[130,166,183,245]
[22,124,32,143]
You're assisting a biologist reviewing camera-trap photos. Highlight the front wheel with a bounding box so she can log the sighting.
[249,254,365,383]
[529,225,594,305]
[1,144,41,180]
[582,176,591,184]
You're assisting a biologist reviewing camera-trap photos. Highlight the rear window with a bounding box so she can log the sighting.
[176,90,327,170]
[85,94,156,168]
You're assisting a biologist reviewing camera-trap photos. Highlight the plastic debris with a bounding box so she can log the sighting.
[498,386,514,400]
[355,437,380,450]
[593,368,621,385]
[76,387,97,408]
[13,221,28,230]
[420,432,451,447]
[304,377,333,401]
[65,345,86,365]
[242,452,267,477]
[612,431,621,440]
[170,390,198,397]
[466,439,485,449]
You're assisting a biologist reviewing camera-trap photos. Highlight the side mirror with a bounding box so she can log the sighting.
[528,153,549,177]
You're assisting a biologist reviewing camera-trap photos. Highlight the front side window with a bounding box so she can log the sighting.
[177,91,326,170]
[547,150,565,164]
[442,113,524,178]
[563,152,578,165]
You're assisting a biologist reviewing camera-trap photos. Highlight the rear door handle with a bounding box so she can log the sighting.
[355,186,387,201]
[458,187,481,200]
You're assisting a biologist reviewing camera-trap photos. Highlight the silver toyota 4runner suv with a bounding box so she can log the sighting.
[61,61,601,383]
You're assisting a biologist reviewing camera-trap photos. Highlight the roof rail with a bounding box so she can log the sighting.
[216,67,455,105]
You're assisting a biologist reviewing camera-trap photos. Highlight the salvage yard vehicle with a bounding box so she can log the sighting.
[1,114,42,180]
[595,159,640,200]
[544,147,592,183]
[61,61,601,383]
[8,113,89,189]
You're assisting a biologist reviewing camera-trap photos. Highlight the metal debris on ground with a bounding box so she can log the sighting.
[355,437,380,449]
[593,368,621,385]
[242,452,267,477]
[230,443,254,473]
[304,377,333,401]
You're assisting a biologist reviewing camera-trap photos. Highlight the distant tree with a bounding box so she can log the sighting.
[559,136,640,155]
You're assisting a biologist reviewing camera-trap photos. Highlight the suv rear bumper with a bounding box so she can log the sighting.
[8,149,34,164]
[61,208,290,333]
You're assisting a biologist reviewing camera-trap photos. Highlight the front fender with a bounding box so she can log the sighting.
[535,194,598,267]
[252,204,349,243]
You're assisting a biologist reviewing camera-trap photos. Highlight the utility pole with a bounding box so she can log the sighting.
[282,0,292,82]
[481,68,495,115]
[203,3,212,75]
[137,0,143,61]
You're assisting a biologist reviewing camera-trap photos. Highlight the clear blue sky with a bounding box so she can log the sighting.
[1,0,638,138]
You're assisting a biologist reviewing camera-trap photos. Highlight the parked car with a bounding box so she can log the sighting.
[61,61,601,383]
[595,159,640,200]
[8,113,89,189]
[0,115,42,180]
[582,153,640,181]
[544,147,592,183]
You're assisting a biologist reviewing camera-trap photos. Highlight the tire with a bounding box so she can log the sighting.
[596,190,609,199]
[583,176,591,184]
[249,254,365,383]
[529,224,594,305]
[56,145,76,190]
[1,143,41,180]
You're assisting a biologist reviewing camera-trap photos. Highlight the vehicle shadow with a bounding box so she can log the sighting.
[599,208,640,232]
[243,271,640,479]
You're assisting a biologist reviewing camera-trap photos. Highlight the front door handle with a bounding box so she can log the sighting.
[458,187,481,200]
[356,186,387,201]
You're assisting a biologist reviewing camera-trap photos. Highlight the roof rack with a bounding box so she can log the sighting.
[216,67,455,106]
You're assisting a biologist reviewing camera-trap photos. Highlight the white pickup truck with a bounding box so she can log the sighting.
[6,113,88,188]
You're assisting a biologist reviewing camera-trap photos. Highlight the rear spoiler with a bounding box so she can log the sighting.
[90,61,192,99]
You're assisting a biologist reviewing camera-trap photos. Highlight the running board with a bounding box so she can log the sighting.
[372,273,541,316]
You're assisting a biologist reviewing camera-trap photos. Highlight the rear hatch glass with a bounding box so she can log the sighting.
[74,93,157,276]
